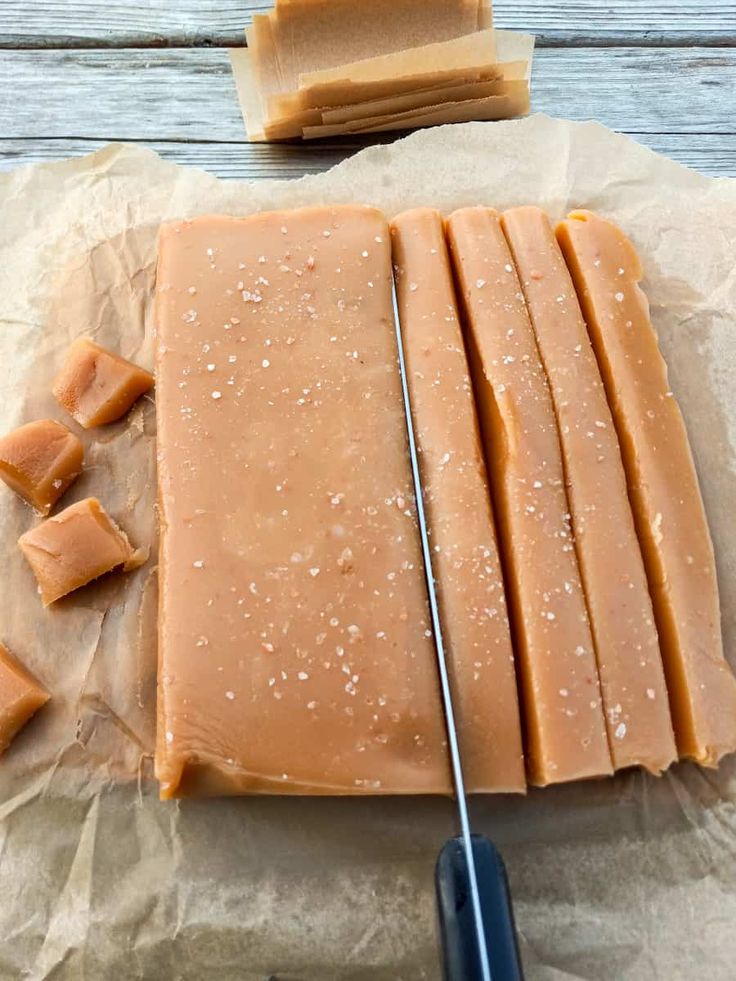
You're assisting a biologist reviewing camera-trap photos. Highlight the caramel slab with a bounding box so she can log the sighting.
[446,206,612,786]
[391,207,525,793]
[155,206,450,798]
[557,209,736,766]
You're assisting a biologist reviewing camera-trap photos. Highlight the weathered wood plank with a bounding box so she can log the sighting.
[0,47,734,145]
[1,133,733,179]
[0,0,734,48]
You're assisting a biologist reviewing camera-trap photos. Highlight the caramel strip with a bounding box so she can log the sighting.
[446,207,612,786]
[155,206,450,798]
[557,210,736,765]
[391,207,525,793]
[501,207,676,774]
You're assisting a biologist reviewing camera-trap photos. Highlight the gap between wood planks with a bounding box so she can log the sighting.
[1,32,735,50]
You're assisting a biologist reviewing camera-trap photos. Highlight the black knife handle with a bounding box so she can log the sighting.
[436,834,524,981]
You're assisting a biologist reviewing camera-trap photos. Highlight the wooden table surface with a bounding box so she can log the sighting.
[0,2,734,181]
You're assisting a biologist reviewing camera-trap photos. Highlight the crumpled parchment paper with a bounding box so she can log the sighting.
[1,114,735,980]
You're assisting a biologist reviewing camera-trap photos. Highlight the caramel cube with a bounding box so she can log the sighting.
[0,643,49,755]
[53,338,154,428]
[18,497,147,606]
[0,418,83,515]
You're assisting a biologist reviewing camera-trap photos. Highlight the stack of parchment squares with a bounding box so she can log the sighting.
[229,0,534,141]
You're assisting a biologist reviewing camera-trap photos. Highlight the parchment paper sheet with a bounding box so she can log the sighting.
[1,115,736,979]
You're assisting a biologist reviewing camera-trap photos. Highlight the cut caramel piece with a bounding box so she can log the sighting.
[18,497,146,606]
[391,207,525,793]
[0,643,49,755]
[155,206,450,799]
[501,207,676,774]
[557,210,736,766]
[53,338,154,428]
[446,207,612,786]
[0,418,83,515]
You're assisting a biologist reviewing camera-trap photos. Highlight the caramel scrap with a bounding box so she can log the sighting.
[155,207,451,799]
[53,338,154,428]
[557,210,736,766]
[18,497,146,606]
[0,418,83,515]
[501,207,676,775]
[391,208,525,793]
[446,207,612,786]
[0,643,49,755]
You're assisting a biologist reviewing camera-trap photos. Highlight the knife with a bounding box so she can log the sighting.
[391,282,524,981]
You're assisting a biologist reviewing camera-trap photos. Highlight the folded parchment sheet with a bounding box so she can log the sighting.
[230,0,533,141]
[1,115,735,979]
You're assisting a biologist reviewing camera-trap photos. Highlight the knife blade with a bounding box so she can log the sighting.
[390,279,523,981]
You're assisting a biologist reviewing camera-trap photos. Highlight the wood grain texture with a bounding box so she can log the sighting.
[0,0,734,48]
[1,133,733,179]
[1,47,734,143]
